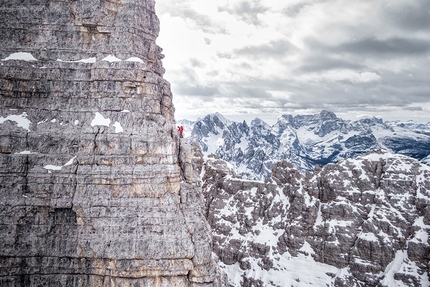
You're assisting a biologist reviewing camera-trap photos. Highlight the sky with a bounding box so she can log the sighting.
[155,0,430,124]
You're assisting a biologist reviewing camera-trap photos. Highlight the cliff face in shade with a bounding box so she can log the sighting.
[0,1,225,286]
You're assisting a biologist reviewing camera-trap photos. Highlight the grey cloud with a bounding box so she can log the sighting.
[190,58,205,68]
[382,1,430,32]
[295,56,366,73]
[234,39,297,58]
[225,84,273,99]
[218,1,268,25]
[306,37,430,58]
[169,8,227,34]
[229,70,430,110]
[404,107,424,111]
[176,84,219,98]
[334,37,430,55]
[282,3,311,17]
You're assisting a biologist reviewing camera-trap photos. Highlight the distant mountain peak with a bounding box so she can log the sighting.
[319,109,338,119]
[180,111,430,179]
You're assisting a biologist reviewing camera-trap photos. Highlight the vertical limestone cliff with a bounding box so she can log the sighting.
[0,1,225,286]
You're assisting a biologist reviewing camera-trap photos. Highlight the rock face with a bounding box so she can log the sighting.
[0,1,225,286]
[202,151,430,286]
[179,112,430,179]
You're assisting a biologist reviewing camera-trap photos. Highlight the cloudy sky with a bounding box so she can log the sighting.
[155,0,430,124]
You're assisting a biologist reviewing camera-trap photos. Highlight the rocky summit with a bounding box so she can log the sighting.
[0,1,225,286]
[201,150,430,286]
[179,112,430,180]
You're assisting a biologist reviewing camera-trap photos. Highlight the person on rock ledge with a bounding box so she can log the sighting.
[177,125,184,138]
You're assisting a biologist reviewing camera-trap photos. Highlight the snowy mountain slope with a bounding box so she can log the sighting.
[178,111,430,179]
[201,150,430,287]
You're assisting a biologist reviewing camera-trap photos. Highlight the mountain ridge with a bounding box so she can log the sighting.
[178,111,430,179]
[200,149,430,286]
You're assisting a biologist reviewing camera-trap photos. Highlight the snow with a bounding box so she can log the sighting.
[410,229,428,244]
[352,257,374,267]
[411,217,429,244]
[299,241,315,255]
[413,216,429,229]
[64,156,77,166]
[43,165,63,171]
[218,198,237,217]
[0,112,31,131]
[377,230,392,244]
[91,112,111,127]
[221,251,340,287]
[121,110,130,113]
[380,250,429,287]
[358,232,379,242]
[237,136,248,151]
[15,151,37,155]
[204,129,223,154]
[367,204,376,220]
[77,57,96,63]
[101,55,122,62]
[124,57,144,63]
[113,121,124,133]
[2,52,37,61]
[327,219,353,233]
[74,120,79,125]
[303,187,315,207]
[43,156,77,171]
[314,204,323,226]
[250,220,281,246]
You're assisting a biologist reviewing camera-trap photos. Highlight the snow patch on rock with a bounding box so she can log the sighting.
[91,112,111,127]
[0,112,31,131]
[2,52,37,61]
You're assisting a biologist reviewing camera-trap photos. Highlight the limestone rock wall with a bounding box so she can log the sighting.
[0,1,223,286]
[202,151,430,286]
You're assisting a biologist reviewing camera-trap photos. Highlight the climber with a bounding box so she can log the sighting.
[177,125,184,138]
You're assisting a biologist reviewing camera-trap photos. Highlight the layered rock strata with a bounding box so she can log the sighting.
[0,1,224,286]
[202,151,430,286]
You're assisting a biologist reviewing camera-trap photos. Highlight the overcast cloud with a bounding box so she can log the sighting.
[155,0,430,123]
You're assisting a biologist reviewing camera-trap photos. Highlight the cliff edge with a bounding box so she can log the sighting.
[0,1,225,286]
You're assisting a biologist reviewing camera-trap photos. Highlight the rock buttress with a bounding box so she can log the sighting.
[0,1,224,286]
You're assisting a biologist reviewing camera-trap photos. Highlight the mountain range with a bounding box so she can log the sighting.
[178,111,430,179]
[200,149,430,286]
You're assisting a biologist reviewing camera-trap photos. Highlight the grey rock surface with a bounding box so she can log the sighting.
[202,150,430,286]
[0,1,225,286]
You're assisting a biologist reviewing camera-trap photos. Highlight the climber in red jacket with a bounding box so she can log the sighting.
[177,125,184,138]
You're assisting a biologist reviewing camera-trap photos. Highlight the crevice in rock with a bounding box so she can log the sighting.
[374,159,385,189]
[22,154,30,196]
[205,194,215,222]
[93,127,100,165]
[70,159,79,210]
[178,140,185,181]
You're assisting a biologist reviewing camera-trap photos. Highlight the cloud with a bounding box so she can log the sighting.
[295,56,366,73]
[156,0,430,123]
[382,0,430,32]
[234,39,297,58]
[176,84,219,98]
[218,0,269,25]
[333,37,430,56]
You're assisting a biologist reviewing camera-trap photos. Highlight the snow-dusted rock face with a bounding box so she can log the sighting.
[202,150,430,286]
[180,112,430,180]
[0,1,225,286]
